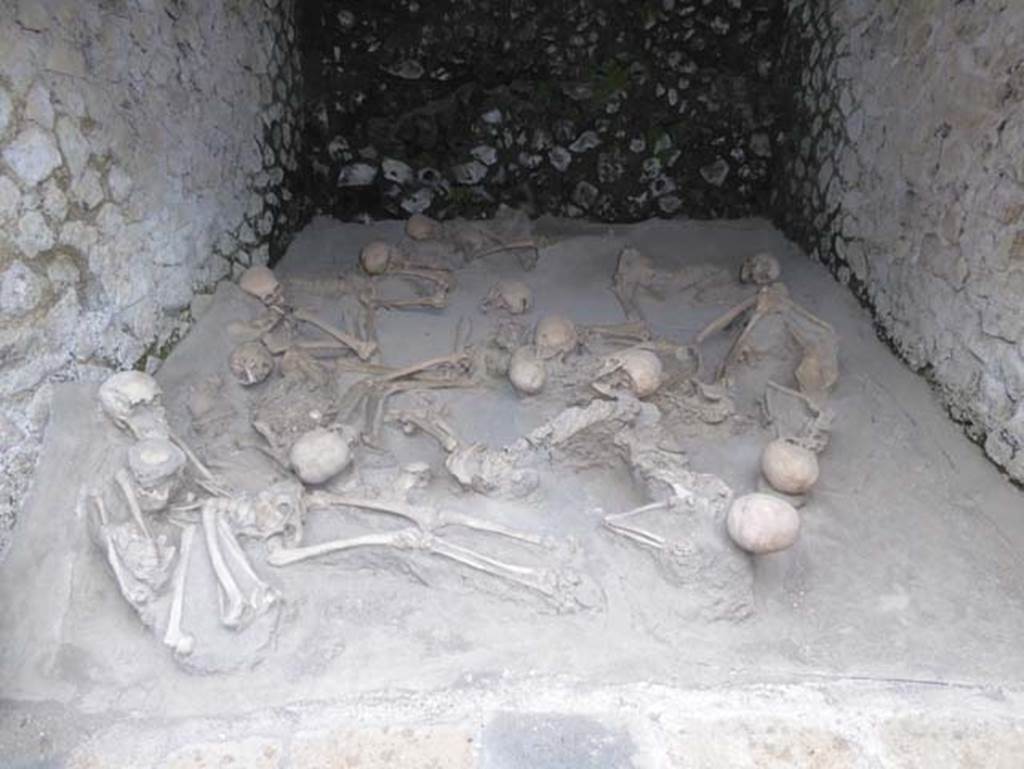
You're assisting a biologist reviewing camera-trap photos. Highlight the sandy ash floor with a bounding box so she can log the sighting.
[2,216,1024,762]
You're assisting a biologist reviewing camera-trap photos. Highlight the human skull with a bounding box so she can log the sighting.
[98,371,168,440]
[534,314,578,359]
[289,428,352,484]
[726,492,800,554]
[406,213,441,241]
[761,438,819,495]
[508,345,546,395]
[229,341,274,386]
[597,349,663,398]
[360,240,400,275]
[127,438,186,512]
[486,279,532,315]
[739,251,781,285]
[239,265,283,305]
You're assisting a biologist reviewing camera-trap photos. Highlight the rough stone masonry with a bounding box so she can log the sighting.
[775,0,1024,485]
[298,0,785,222]
[0,0,305,558]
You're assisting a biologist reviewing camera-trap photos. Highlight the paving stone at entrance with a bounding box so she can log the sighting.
[481,712,637,769]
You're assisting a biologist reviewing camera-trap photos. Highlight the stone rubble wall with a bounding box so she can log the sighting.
[300,0,784,222]
[775,0,1024,483]
[0,0,304,558]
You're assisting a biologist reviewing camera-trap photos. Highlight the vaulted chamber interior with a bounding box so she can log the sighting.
[2,1,1024,764]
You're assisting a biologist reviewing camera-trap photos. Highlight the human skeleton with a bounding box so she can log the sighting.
[90,223,839,664]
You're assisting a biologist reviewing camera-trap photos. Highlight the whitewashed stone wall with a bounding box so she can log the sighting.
[776,0,1024,483]
[0,0,302,557]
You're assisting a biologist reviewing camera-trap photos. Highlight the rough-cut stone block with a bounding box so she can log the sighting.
[24,81,55,130]
[158,737,283,769]
[0,85,12,138]
[0,260,46,318]
[481,713,634,769]
[55,116,89,178]
[881,718,1024,769]
[14,210,55,258]
[2,125,63,186]
[0,174,20,223]
[663,718,863,768]
[290,725,477,769]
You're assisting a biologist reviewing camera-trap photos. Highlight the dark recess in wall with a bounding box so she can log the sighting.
[297,0,785,223]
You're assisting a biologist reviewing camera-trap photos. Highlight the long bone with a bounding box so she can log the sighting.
[426,536,558,597]
[201,499,246,628]
[262,331,351,357]
[335,375,475,446]
[168,431,226,492]
[334,351,472,383]
[356,283,378,344]
[380,351,471,383]
[580,321,653,346]
[266,526,556,599]
[215,515,279,614]
[266,527,421,566]
[764,380,834,452]
[375,380,476,442]
[305,491,545,546]
[465,238,540,270]
[292,308,377,360]
[695,295,758,346]
[388,408,460,453]
[602,500,673,549]
[163,523,196,656]
[695,284,835,381]
[337,350,471,398]
[336,349,475,443]
[363,264,455,312]
[115,469,153,541]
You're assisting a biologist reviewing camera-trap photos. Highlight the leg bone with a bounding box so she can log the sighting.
[694,294,757,345]
[201,501,246,628]
[115,469,153,541]
[602,501,672,549]
[293,308,377,360]
[163,524,197,656]
[267,528,422,566]
[389,408,460,453]
[426,536,556,598]
[306,492,545,546]
[215,515,279,615]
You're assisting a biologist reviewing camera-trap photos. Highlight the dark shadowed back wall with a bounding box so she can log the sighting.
[298,0,785,222]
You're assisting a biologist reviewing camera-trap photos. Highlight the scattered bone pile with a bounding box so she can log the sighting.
[86,214,840,668]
